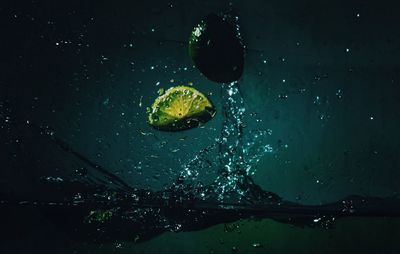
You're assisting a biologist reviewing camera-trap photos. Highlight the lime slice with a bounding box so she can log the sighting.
[148,86,216,131]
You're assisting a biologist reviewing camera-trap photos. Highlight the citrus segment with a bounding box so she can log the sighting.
[148,86,216,131]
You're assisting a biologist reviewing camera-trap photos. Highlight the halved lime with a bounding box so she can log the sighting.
[148,86,216,131]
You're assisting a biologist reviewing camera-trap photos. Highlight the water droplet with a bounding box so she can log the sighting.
[335,89,343,98]
[313,217,321,223]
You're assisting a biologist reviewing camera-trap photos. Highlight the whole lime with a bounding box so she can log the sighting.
[189,13,245,83]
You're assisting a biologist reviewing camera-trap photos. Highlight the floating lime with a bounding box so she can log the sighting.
[189,13,244,83]
[148,86,216,131]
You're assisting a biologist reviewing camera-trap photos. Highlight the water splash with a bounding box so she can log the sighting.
[181,81,273,202]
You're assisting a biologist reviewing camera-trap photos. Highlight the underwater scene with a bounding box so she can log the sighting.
[1,0,400,253]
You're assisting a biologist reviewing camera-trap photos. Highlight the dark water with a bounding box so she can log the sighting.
[1,0,400,253]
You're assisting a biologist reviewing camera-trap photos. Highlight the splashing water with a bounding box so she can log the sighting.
[181,81,273,202]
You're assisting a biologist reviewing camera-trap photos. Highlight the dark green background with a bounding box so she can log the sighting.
[1,0,400,253]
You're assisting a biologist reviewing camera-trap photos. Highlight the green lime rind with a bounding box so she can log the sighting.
[148,86,216,131]
[84,209,114,224]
